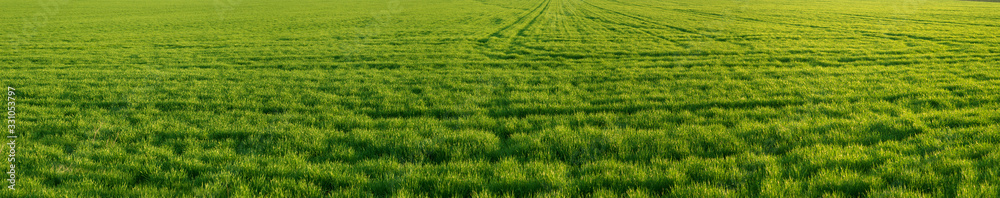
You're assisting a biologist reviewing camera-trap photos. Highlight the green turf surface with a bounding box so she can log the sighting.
[3,0,1000,197]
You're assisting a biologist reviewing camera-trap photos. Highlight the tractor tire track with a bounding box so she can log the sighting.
[577,0,698,34]
[833,13,1000,28]
[663,8,988,61]
[472,0,532,12]
[514,0,552,37]
[477,0,556,60]
[597,2,887,43]
[666,8,835,32]
[575,0,751,47]
[567,0,687,47]
[486,0,551,38]
[664,8,963,45]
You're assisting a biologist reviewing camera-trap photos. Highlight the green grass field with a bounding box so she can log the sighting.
[4,0,1000,197]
